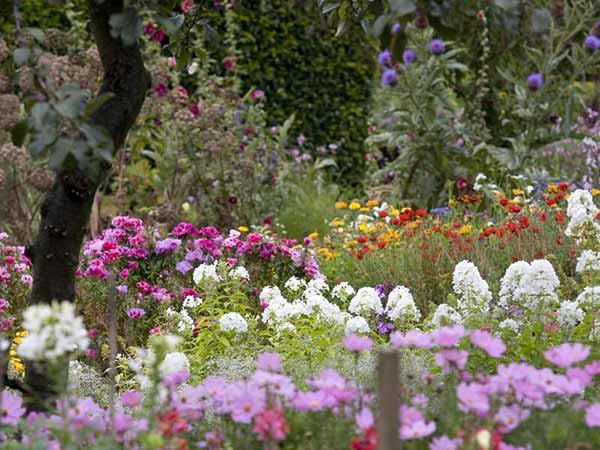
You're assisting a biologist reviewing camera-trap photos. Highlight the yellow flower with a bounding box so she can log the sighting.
[390,208,400,217]
[494,192,504,198]
[449,198,458,206]
[335,201,348,209]
[547,184,558,193]
[9,331,27,376]
[343,240,358,248]
[238,226,249,233]
[359,207,370,213]
[401,207,413,213]
[592,189,600,197]
[331,219,345,227]
[308,232,319,240]
[459,224,472,234]
[358,223,368,233]
[348,202,361,210]
[512,188,523,196]
[366,199,379,207]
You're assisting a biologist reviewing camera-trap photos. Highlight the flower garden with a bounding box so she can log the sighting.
[1,1,600,449]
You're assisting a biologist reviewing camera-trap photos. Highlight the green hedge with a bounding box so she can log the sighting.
[0,0,73,33]
[233,1,373,184]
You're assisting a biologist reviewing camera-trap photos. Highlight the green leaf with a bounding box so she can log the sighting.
[109,8,143,47]
[13,48,31,66]
[335,21,348,37]
[83,92,114,121]
[11,121,28,147]
[156,14,185,35]
[321,1,339,14]
[48,146,71,171]
[531,9,552,34]
[389,0,416,15]
[373,14,390,38]
[494,0,520,10]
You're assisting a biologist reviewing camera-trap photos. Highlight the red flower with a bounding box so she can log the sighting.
[456,177,469,191]
[499,198,509,206]
[378,211,388,218]
[416,209,427,217]
[554,213,564,223]
[351,427,378,450]
[545,198,556,206]
[559,182,569,192]
[508,205,521,213]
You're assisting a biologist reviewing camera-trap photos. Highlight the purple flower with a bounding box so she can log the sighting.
[435,349,469,373]
[527,73,544,91]
[495,404,530,433]
[343,334,373,352]
[433,325,465,347]
[374,284,386,300]
[403,49,416,65]
[391,23,402,34]
[0,390,25,425]
[127,307,146,320]
[176,260,193,274]
[154,237,181,255]
[456,382,490,416]
[377,49,392,66]
[584,35,600,51]
[544,343,590,368]
[470,330,506,358]
[256,352,282,372]
[355,407,374,430]
[428,39,444,55]
[381,67,397,85]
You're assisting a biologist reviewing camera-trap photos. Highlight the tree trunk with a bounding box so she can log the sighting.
[23,0,151,410]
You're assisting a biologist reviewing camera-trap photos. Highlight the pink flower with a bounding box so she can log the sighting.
[181,0,191,12]
[544,343,591,368]
[343,334,374,353]
[429,435,462,450]
[154,83,168,97]
[456,382,490,416]
[390,330,434,348]
[256,352,282,372]
[253,408,288,442]
[250,89,265,102]
[400,420,436,440]
[167,57,176,67]
[120,390,142,408]
[433,325,465,347]
[355,407,374,430]
[494,404,530,433]
[0,390,25,425]
[585,403,600,427]
[127,307,145,320]
[435,349,469,373]
[470,330,506,358]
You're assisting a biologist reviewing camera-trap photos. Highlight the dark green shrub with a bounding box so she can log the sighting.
[233,1,373,184]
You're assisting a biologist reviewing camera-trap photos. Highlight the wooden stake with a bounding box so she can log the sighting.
[377,350,400,450]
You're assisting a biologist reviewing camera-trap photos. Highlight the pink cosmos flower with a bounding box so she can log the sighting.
[435,349,469,373]
[355,407,374,430]
[434,325,465,347]
[544,343,591,368]
[253,408,288,442]
[0,390,25,425]
[470,330,506,358]
[400,420,436,440]
[390,330,434,348]
[494,404,530,433]
[120,390,143,408]
[585,403,600,427]
[256,352,282,372]
[456,382,490,416]
[343,334,374,353]
[429,435,462,450]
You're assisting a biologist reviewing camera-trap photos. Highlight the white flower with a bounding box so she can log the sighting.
[229,266,250,280]
[219,312,248,333]
[187,62,199,75]
[518,260,560,309]
[576,286,600,309]
[259,286,284,305]
[498,318,520,334]
[331,282,355,301]
[344,316,370,335]
[576,250,600,273]
[307,278,329,293]
[348,287,383,316]
[177,308,194,332]
[159,352,190,378]
[304,291,345,324]
[284,276,306,292]
[557,301,584,328]
[183,295,203,309]
[193,263,221,284]
[385,286,421,322]
[565,189,600,241]
[452,261,492,319]
[430,304,462,328]
[17,301,89,361]
[499,261,531,310]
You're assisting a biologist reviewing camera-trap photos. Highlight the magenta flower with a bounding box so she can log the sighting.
[0,389,25,425]
[127,307,146,320]
[256,352,282,372]
[470,330,506,358]
[343,334,374,353]
[585,403,600,427]
[253,408,288,442]
[544,343,590,368]
[154,83,168,97]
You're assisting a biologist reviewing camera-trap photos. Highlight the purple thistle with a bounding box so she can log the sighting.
[381,68,398,86]
[428,39,444,55]
[527,73,544,91]
[377,49,393,66]
[402,49,416,65]
[584,35,600,51]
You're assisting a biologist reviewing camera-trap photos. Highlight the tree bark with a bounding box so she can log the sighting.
[23,0,151,410]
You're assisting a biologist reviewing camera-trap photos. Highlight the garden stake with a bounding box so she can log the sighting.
[377,350,400,450]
